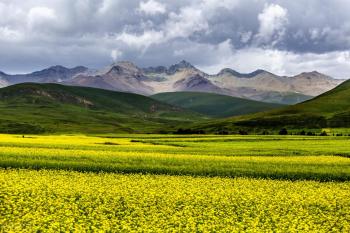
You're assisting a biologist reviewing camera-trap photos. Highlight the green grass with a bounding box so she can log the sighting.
[0,134,349,181]
[151,92,283,118]
[0,83,206,134]
[191,79,350,132]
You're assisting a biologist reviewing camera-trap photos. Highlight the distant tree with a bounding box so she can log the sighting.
[238,130,248,135]
[299,130,306,135]
[217,130,229,135]
[175,128,206,135]
[198,130,205,134]
[262,130,269,135]
[279,128,288,135]
[320,131,328,136]
[307,131,315,136]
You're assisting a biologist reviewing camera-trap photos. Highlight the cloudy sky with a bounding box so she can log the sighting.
[0,0,350,78]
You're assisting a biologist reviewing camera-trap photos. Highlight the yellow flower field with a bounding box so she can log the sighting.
[0,134,349,231]
[1,169,349,232]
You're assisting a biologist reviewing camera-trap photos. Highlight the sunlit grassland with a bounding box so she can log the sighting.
[0,134,349,181]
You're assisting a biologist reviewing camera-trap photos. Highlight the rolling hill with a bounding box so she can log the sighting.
[0,83,205,134]
[191,79,350,133]
[151,92,283,118]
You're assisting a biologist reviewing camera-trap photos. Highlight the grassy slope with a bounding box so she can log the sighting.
[192,80,350,132]
[256,91,313,105]
[151,92,283,118]
[0,83,205,134]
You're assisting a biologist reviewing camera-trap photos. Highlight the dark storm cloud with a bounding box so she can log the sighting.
[0,0,350,78]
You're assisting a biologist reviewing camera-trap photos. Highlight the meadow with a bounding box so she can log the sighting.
[0,134,349,231]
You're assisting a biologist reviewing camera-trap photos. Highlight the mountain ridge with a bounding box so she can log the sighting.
[0,61,345,104]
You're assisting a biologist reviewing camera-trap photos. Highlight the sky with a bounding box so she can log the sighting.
[0,0,350,78]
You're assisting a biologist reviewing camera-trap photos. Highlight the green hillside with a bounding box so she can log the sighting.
[0,83,204,134]
[192,79,350,132]
[151,92,283,118]
[256,91,312,105]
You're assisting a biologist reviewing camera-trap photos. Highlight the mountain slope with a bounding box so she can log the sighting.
[172,74,224,93]
[192,79,350,132]
[0,83,204,134]
[66,61,154,95]
[151,92,283,118]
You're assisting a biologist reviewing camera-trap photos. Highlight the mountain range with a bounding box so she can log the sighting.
[0,77,350,134]
[0,61,345,105]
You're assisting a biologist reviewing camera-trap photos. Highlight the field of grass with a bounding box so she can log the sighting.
[0,134,349,231]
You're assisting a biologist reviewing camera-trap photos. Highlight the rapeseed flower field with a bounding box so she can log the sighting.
[1,169,349,232]
[0,134,349,231]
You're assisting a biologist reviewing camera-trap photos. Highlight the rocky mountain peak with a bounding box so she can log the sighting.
[218,68,241,77]
[178,60,194,68]
[168,60,196,74]
[293,71,333,80]
[106,61,141,75]
[48,65,67,71]
[30,66,67,76]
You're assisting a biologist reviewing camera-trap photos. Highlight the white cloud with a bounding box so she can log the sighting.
[165,6,208,39]
[116,5,209,51]
[98,0,119,14]
[0,2,26,26]
[116,30,164,50]
[111,49,123,61]
[0,27,23,41]
[255,4,288,46]
[0,0,350,79]
[27,7,57,31]
[139,0,166,15]
[198,45,350,78]
[202,0,239,11]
